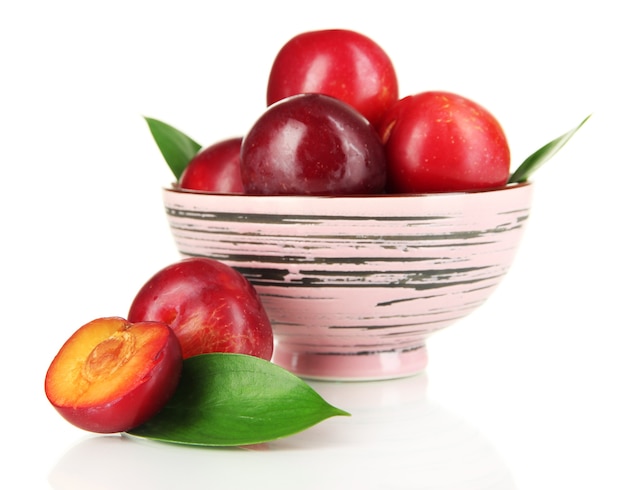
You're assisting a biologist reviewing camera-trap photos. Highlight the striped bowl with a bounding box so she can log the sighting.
[163,183,532,380]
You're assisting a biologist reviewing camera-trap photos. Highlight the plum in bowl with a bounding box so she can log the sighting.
[162,183,532,380]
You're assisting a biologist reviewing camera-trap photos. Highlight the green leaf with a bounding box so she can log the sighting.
[508,114,591,184]
[144,116,202,180]
[126,353,350,446]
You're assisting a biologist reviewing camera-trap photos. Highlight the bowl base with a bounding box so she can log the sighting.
[272,345,428,381]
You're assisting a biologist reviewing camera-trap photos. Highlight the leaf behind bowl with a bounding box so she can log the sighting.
[508,114,591,184]
[144,117,202,180]
[126,353,349,447]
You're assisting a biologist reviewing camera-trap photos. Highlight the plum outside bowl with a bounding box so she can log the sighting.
[163,183,532,380]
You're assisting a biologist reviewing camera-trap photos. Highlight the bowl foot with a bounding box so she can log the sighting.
[272,345,428,381]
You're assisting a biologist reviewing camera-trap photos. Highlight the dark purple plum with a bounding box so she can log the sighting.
[241,93,387,195]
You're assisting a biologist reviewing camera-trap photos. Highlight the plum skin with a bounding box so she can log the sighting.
[128,257,274,361]
[44,317,183,434]
[241,93,387,196]
[266,28,399,127]
[179,137,244,194]
[378,91,511,193]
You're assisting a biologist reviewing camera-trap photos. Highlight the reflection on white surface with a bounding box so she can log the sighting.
[49,374,516,490]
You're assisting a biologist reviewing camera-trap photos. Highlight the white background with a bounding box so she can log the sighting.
[1,1,624,489]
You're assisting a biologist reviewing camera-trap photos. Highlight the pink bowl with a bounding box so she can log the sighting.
[163,183,532,380]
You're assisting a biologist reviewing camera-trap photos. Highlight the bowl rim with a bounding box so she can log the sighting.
[162,181,532,200]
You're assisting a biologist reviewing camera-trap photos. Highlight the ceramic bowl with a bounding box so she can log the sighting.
[163,183,532,380]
